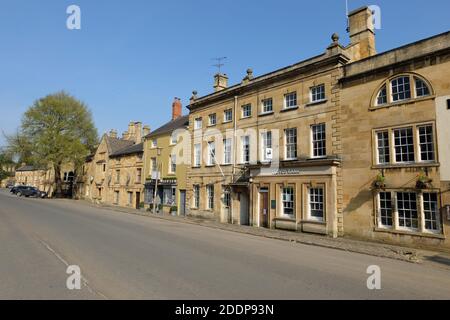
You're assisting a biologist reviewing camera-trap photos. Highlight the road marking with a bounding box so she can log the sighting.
[36,237,108,299]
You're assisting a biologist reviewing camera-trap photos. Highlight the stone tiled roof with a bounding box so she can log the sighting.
[144,115,189,139]
[106,136,135,155]
[16,165,42,172]
[110,142,144,157]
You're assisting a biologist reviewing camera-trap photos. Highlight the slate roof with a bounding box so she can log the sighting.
[144,115,189,139]
[110,142,144,157]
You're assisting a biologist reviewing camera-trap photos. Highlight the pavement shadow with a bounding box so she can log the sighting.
[424,255,450,267]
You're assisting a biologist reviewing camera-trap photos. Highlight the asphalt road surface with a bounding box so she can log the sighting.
[0,189,449,300]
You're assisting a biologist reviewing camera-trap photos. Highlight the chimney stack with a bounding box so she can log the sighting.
[172,98,182,121]
[123,121,142,142]
[134,122,142,143]
[109,129,118,138]
[347,6,376,61]
[143,125,151,138]
[214,73,228,92]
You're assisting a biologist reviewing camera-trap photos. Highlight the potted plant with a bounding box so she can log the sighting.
[416,171,433,189]
[170,206,178,216]
[372,173,386,190]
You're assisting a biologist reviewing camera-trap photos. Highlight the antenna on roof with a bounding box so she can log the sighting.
[212,57,227,74]
[345,0,350,33]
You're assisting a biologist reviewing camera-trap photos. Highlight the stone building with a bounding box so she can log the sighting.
[0,163,15,187]
[108,142,144,208]
[14,163,75,197]
[339,10,450,250]
[143,98,189,215]
[185,6,450,249]
[82,121,148,208]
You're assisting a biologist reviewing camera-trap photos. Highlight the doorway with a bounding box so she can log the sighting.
[135,192,141,209]
[239,192,249,225]
[179,190,186,216]
[259,189,269,228]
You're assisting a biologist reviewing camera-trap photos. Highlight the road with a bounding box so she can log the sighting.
[0,189,449,300]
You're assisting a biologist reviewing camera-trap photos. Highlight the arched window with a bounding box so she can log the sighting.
[373,73,432,107]
[376,84,387,105]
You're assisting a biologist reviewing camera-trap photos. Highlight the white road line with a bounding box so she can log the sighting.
[36,237,108,299]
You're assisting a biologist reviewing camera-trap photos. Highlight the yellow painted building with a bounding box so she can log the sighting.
[143,98,189,215]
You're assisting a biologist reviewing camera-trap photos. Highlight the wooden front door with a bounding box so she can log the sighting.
[135,192,141,209]
[260,191,269,228]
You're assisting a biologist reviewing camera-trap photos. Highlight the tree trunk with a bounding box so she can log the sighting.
[54,163,63,198]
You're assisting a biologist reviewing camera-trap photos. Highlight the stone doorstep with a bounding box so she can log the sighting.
[75,199,450,268]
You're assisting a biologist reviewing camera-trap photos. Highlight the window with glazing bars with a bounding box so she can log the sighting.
[418,125,434,161]
[285,128,297,160]
[312,124,326,158]
[376,131,390,164]
[394,128,415,162]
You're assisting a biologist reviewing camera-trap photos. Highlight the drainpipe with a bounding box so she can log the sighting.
[232,95,238,225]
[233,95,238,178]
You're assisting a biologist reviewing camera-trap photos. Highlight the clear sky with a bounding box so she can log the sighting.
[1,0,449,146]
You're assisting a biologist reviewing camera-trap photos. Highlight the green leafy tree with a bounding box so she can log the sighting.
[0,149,14,182]
[12,91,98,196]
[4,131,34,165]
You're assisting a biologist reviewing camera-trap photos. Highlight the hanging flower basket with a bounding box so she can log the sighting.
[372,174,386,190]
[416,172,433,189]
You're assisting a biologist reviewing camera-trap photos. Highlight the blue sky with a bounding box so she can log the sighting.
[1,0,449,146]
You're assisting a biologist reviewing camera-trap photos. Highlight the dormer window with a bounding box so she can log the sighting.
[373,74,432,108]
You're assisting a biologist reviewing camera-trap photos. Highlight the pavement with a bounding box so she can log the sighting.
[1,188,450,300]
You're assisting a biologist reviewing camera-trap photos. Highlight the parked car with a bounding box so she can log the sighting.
[12,185,47,198]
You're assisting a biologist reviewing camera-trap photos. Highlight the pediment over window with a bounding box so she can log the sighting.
[371,73,434,109]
